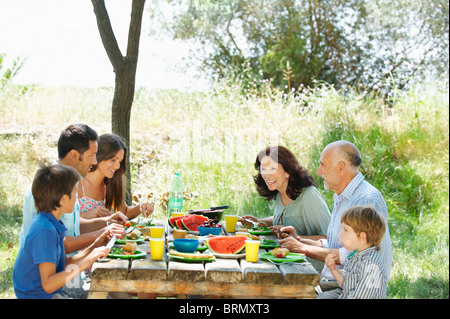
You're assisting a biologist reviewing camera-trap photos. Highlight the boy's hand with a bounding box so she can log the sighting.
[92,247,110,262]
[325,252,338,271]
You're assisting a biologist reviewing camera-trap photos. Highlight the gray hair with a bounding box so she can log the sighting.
[329,140,362,168]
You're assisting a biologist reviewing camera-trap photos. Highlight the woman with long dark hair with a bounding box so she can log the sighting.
[78,133,153,219]
[241,146,330,239]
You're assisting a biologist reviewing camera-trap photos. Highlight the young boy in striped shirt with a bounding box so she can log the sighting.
[322,205,389,299]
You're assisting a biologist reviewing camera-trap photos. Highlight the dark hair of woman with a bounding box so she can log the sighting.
[89,133,128,212]
[254,146,316,201]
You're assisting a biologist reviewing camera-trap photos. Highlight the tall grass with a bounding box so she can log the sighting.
[0,75,448,298]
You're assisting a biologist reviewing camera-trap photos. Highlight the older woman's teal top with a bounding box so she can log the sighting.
[272,185,331,236]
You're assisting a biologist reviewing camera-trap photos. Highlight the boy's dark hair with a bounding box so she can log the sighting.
[32,164,81,212]
[341,205,386,250]
[57,124,98,159]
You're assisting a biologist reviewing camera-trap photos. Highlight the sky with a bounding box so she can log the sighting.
[0,0,209,91]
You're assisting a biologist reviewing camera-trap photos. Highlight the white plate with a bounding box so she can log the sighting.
[211,252,246,259]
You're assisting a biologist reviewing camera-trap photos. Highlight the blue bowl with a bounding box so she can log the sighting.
[198,226,222,236]
[173,238,199,253]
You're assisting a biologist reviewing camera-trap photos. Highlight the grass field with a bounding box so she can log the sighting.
[0,76,448,299]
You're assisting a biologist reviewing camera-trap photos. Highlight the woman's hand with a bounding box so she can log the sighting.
[108,211,128,225]
[278,225,297,239]
[139,202,154,218]
[269,225,284,236]
[81,206,111,219]
[238,215,258,226]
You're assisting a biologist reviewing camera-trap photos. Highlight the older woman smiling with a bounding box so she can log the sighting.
[240,146,330,240]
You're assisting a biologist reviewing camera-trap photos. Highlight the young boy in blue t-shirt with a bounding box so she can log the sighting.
[13,164,111,299]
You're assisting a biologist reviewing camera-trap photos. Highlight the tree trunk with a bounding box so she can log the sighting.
[92,0,145,205]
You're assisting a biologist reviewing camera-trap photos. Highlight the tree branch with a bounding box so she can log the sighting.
[91,0,124,71]
[126,0,146,71]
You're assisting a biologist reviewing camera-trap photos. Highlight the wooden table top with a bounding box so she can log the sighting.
[88,221,320,299]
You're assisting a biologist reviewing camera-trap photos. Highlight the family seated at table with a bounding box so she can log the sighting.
[14,123,392,300]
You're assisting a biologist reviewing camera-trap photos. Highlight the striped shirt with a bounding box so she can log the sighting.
[319,172,392,281]
[339,246,388,299]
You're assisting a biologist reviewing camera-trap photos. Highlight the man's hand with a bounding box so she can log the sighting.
[279,236,306,253]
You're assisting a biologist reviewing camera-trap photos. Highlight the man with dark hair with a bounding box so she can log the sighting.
[20,124,126,246]
[19,124,127,298]
[278,140,392,299]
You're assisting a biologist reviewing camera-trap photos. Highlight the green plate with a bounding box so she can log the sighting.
[116,236,145,244]
[168,253,215,263]
[168,242,208,252]
[108,250,147,259]
[248,229,273,235]
[260,240,279,249]
[259,252,306,263]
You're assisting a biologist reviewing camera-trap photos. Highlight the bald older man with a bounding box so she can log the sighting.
[279,140,392,298]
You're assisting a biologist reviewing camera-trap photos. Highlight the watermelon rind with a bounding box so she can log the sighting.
[205,235,247,254]
[168,215,187,228]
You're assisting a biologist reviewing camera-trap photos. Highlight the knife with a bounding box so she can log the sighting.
[106,235,116,250]
[98,235,116,262]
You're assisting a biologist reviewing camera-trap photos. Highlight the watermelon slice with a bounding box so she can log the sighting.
[175,218,186,230]
[181,214,209,232]
[205,235,247,254]
[169,215,186,228]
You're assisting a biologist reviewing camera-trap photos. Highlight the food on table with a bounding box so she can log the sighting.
[261,239,279,247]
[186,234,198,239]
[122,241,137,254]
[252,226,271,231]
[180,214,209,231]
[237,227,248,232]
[141,226,151,240]
[125,221,131,228]
[200,219,222,228]
[205,235,247,254]
[141,226,151,236]
[128,229,142,239]
[270,247,289,258]
[169,214,209,232]
[173,228,187,239]
[247,234,259,240]
[169,249,214,259]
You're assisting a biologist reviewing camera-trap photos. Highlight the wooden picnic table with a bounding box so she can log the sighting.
[88,220,320,299]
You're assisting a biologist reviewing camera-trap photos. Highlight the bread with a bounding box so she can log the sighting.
[169,249,214,259]
[141,227,151,236]
[122,241,137,253]
[270,247,289,258]
[128,229,142,239]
